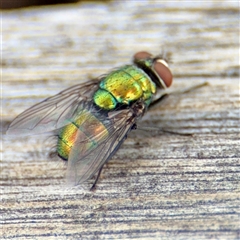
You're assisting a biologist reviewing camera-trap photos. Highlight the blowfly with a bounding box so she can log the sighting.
[7,51,173,189]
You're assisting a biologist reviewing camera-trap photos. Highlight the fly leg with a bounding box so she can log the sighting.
[137,126,193,136]
[90,128,131,191]
[147,82,209,136]
[90,165,104,191]
[150,82,208,108]
[149,93,169,108]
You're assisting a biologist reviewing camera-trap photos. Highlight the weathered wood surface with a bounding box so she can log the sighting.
[1,1,239,239]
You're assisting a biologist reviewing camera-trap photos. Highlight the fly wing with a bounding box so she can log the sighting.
[66,108,136,186]
[6,80,100,135]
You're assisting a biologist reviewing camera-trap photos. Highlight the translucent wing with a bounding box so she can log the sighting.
[7,80,100,135]
[66,105,138,186]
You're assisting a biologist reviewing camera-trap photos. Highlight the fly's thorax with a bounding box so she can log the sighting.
[93,65,156,110]
[57,109,109,161]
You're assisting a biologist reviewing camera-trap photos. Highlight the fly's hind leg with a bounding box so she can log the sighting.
[90,165,104,191]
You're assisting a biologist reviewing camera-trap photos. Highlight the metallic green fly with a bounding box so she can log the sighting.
[7,51,173,189]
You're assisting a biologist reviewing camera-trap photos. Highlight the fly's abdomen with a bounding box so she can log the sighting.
[57,110,109,160]
[93,65,156,110]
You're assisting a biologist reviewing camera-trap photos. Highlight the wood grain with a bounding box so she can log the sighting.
[2,1,239,239]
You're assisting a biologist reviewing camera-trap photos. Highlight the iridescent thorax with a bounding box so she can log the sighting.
[93,65,156,110]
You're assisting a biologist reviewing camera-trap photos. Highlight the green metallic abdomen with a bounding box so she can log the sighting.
[57,110,109,160]
[93,65,156,110]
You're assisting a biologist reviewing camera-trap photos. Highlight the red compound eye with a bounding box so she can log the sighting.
[133,51,173,88]
[133,51,152,60]
[153,60,173,87]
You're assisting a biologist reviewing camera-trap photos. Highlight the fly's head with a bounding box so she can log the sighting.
[133,51,173,90]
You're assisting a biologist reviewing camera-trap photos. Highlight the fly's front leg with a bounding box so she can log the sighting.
[173,82,209,95]
[147,82,209,136]
[150,82,209,108]
[149,93,169,108]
